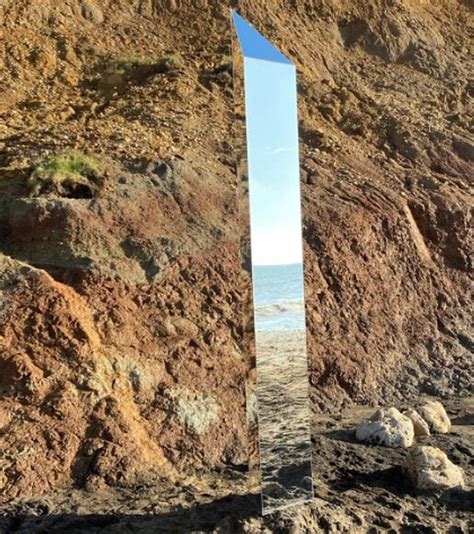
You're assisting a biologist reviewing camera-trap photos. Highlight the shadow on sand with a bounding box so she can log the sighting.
[328,467,474,513]
[0,493,261,534]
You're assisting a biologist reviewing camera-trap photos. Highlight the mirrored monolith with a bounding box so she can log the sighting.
[231,19,260,474]
[232,10,314,514]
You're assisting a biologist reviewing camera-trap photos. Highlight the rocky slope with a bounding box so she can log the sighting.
[0,0,473,529]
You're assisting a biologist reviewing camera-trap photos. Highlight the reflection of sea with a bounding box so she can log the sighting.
[253,263,305,332]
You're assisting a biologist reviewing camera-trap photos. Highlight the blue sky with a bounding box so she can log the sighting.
[244,57,303,266]
[232,10,292,65]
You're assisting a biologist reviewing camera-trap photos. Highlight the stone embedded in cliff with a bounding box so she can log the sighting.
[388,120,420,161]
[81,1,104,24]
[403,446,465,491]
[452,137,474,162]
[166,387,220,436]
[355,407,415,448]
[155,319,176,337]
[418,400,451,434]
[0,409,11,430]
[404,408,430,437]
[172,317,199,337]
[154,0,179,13]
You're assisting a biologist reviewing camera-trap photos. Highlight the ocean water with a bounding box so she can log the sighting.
[253,263,306,332]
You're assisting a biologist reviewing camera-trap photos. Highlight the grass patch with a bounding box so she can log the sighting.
[34,152,100,179]
[28,151,104,198]
[114,54,184,75]
[115,56,156,75]
[155,53,184,72]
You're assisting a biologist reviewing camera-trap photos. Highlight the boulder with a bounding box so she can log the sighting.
[404,408,430,437]
[418,400,451,434]
[403,446,465,491]
[355,407,414,448]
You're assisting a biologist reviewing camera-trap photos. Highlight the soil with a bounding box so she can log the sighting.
[0,0,473,531]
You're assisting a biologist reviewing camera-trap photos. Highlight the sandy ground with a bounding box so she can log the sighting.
[255,329,313,513]
[0,397,471,533]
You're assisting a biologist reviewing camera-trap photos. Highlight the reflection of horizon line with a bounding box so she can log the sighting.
[255,327,307,333]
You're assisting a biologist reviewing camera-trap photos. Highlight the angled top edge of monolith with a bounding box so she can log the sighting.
[231,10,293,65]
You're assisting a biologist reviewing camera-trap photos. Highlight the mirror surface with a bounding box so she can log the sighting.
[232,11,314,514]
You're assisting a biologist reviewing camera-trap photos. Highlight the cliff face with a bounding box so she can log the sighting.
[0,0,473,500]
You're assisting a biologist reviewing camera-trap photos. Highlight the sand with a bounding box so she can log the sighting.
[255,329,313,513]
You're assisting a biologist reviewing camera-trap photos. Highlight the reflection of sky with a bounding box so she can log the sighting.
[244,57,303,266]
[232,10,292,65]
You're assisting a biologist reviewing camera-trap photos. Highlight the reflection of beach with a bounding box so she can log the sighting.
[254,297,305,332]
[255,329,313,512]
[254,298,304,316]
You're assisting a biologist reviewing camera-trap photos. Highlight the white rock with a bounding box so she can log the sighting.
[403,446,465,491]
[166,387,220,436]
[404,408,430,437]
[418,400,451,433]
[355,407,414,448]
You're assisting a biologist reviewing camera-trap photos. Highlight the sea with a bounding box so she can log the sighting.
[252,263,306,332]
